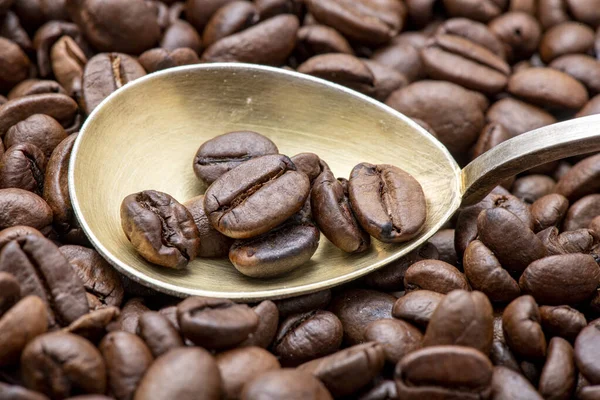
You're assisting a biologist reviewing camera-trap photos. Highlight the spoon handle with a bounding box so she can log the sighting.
[460,114,600,207]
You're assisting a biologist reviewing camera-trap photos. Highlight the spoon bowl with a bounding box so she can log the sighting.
[69,63,600,301]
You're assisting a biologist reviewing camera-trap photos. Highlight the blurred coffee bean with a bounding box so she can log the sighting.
[539,21,595,63]
[364,319,422,364]
[427,229,457,265]
[0,382,49,400]
[185,0,236,31]
[372,42,424,82]
[138,47,198,73]
[538,0,570,30]
[512,175,556,203]
[442,0,504,22]
[502,295,546,359]
[555,153,600,201]
[550,54,600,95]
[111,298,149,334]
[0,93,78,135]
[8,79,67,99]
[160,19,202,53]
[538,337,576,399]
[392,290,444,328]
[471,122,511,159]
[0,11,32,53]
[362,59,408,102]
[63,306,120,343]
[563,194,600,231]
[486,97,556,138]
[404,260,470,294]
[0,188,52,232]
[540,305,586,342]
[137,311,183,357]
[575,324,600,384]
[298,54,375,96]
[294,25,353,63]
[436,17,506,58]
[0,143,46,195]
[275,290,331,318]
[0,272,20,316]
[531,193,569,232]
[241,369,332,400]
[491,366,543,400]
[0,38,30,94]
[32,21,87,78]
[489,12,541,61]
[202,1,259,47]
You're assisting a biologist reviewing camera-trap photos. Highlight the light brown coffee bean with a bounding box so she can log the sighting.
[489,12,541,61]
[491,366,543,400]
[50,35,87,97]
[7,79,66,100]
[538,0,570,30]
[442,0,504,22]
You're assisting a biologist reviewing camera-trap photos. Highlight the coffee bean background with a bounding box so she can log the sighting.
[1,0,600,398]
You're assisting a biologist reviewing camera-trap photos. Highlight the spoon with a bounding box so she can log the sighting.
[69,63,600,300]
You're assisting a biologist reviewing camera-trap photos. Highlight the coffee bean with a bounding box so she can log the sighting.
[201,15,299,65]
[512,175,556,204]
[486,97,556,138]
[491,366,543,400]
[362,59,408,102]
[392,290,444,328]
[137,311,184,358]
[160,19,203,53]
[0,38,30,94]
[133,347,222,400]
[99,331,154,400]
[404,260,470,294]
[204,154,309,239]
[538,337,576,399]
[294,25,353,63]
[555,154,600,202]
[550,54,600,95]
[0,382,49,400]
[0,296,47,367]
[0,272,20,316]
[329,289,395,345]
[539,21,596,63]
[488,12,541,61]
[575,323,600,386]
[425,230,456,266]
[590,216,600,239]
[311,167,370,253]
[0,225,44,249]
[240,300,279,348]
[348,163,426,243]
[64,306,120,343]
[0,143,46,195]
[290,153,324,183]
[0,94,78,136]
[298,54,375,96]
[443,0,504,21]
[50,35,87,97]
[538,0,570,30]
[202,1,259,47]
[21,332,106,399]
[275,290,331,318]
[216,347,280,400]
[8,79,67,99]
[563,194,600,231]
[241,369,332,400]
[395,345,493,399]
[138,47,199,73]
[0,188,52,232]
[531,194,569,232]
[273,310,343,366]
[177,296,258,350]
[255,0,302,19]
[436,17,506,57]
[121,190,200,269]
[0,10,32,53]
[110,298,149,334]
[372,42,424,82]
[464,240,521,303]
[540,305,586,342]
[537,226,596,255]
[185,0,236,31]
[364,319,423,364]
[299,342,385,397]
[503,295,546,359]
[5,114,67,160]
[357,380,398,400]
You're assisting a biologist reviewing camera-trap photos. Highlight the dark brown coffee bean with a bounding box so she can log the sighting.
[539,21,595,63]
[491,366,543,400]
[21,332,106,399]
[520,254,600,305]
[575,324,600,385]
[563,194,600,231]
[241,369,332,400]
[372,42,424,82]
[0,11,33,53]
[205,154,309,239]
[538,337,576,399]
[0,382,49,400]
[362,59,408,102]
[177,296,258,350]
[0,143,46,195]
[50,36,86,98]
[99,331,154,400]
[5,115,67,160]
[305,0,404,45]
[81,53,146,115]
[121,190,200,269]
[0,38,30,94]
[404,260,470,294]
[298,54,375,96]
[0,235,88,327]
[184,195,233,257]
[0,272,20,317]
[201,15,299,65]
[275,290,331,318]
[329,289,395,345]
[185,0,236,31]
[490,339,523,374]
[133,347,222,400]
[443,0,504,21]
[202,1,259,47]
[160,19,203,53]
[273,310,343,366]
[555,154,600,202]
[31,21,87,78]
[294,24,353,63]
[357,380,398,400]
[540,305,586,342]
[591,216,600,240]
[0,296,47,367]
[289,153,323,183]
[395,345,493,399]
[216,347,280,400]
[110,298,149,334]
[464,240,521,303]
[0,189,52,232]
[137,311,183,357]
[311,167,370,253]
[392,290,444,328]
[436,17,506,57]
[537,226,596,255]
[63,307,120,344]
[531,194,569,232]
[486,97,556,138]
[386,80,486,156]
[508,67,589,110]
[427,229,457,266]
[0,225,44,249]
[299,342,385,397]
[512,175,556,204]
[488,11,541,61]
[138,47,198,73]
[348,163,426,243]
[503,295,546,359]
[550,54,600,95]
[240,300,279,348]
[364,319,422,364]
[7,79,67,100]
[471,122,511,159]
[0,94,78,136]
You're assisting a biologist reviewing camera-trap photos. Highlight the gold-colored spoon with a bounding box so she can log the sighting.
[69,63,600,301]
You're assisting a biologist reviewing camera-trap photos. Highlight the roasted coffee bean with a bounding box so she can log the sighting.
[591,216,600,240]
[531,193,569,232]
[64,307,120,343]
[0,296,47,367]
[121,190,200,269]
[138,47,198,73]
[442,0,504,21]
[137,311,183,357]
[311,167,370,253]
[520,254,600,305]
[508,67,589,110]
[539,21,596,63]
[395,345,493,399]
[82,53,146,114]
[99,331,154,400]
[275,290,331,318]
[216,347,280,400]
[421,34,510,94]
[204,154,309,239]
[8,79,67,100]
[364,319,422,364]
[0,10,32,53]
[486,97,556,138]
[32,21,87,78]
[177,296,258,350]
[21,332,106,399]
[241,369,332,400]
[575,324,600,385]
[386,80,486,156]
[404,259,470,294]
[290,153,323,183]
[348,163,426,243]
[372,42,424,82]
[273,310,343,366]
[305,0,404,45]
[0,382,49,400]
[0,235,88,327]
[0,143,46,195]
[160,19,203,53]
[240,300,279,348]
[488,11,541,61]
[0,188,52,232]
[427,229,457,266]
[563,194,600,231]
[362,59,408,102]
[50,36,87,97]
[185,0,236,31]
[392,290,444,328]
[0,272,20,316]
[464,240,521,303]
[201,15,299,65]
[555,154,600,202]
[59,245,124,308]
[537,0,569,30]
[111,298,149,334]
[502,295,546,359]
[294,24,353,63]
[512,175,556,204]
[298,54,375,96]
[491,366,543,400]
[202,1,259,47]
[133,347,222,400]
[230,221,320,278]
[298,342,385,397]
[357,380,398,400]
[579,385,600,400]
[436,17,505,57]
[0,226,44,249]
[0,38,30,94]
[183,195,233,258]
[538,337,576,399]
[5,114,67,160]
[540,305,585,342]
[537,226,595,255]
[550,54,600,95]
[0,94,78,136]
[329,289,395,345]
[477,207,546,275]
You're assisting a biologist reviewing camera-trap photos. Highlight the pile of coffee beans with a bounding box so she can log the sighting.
[121,130,427,277]
[1,0,600,399]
